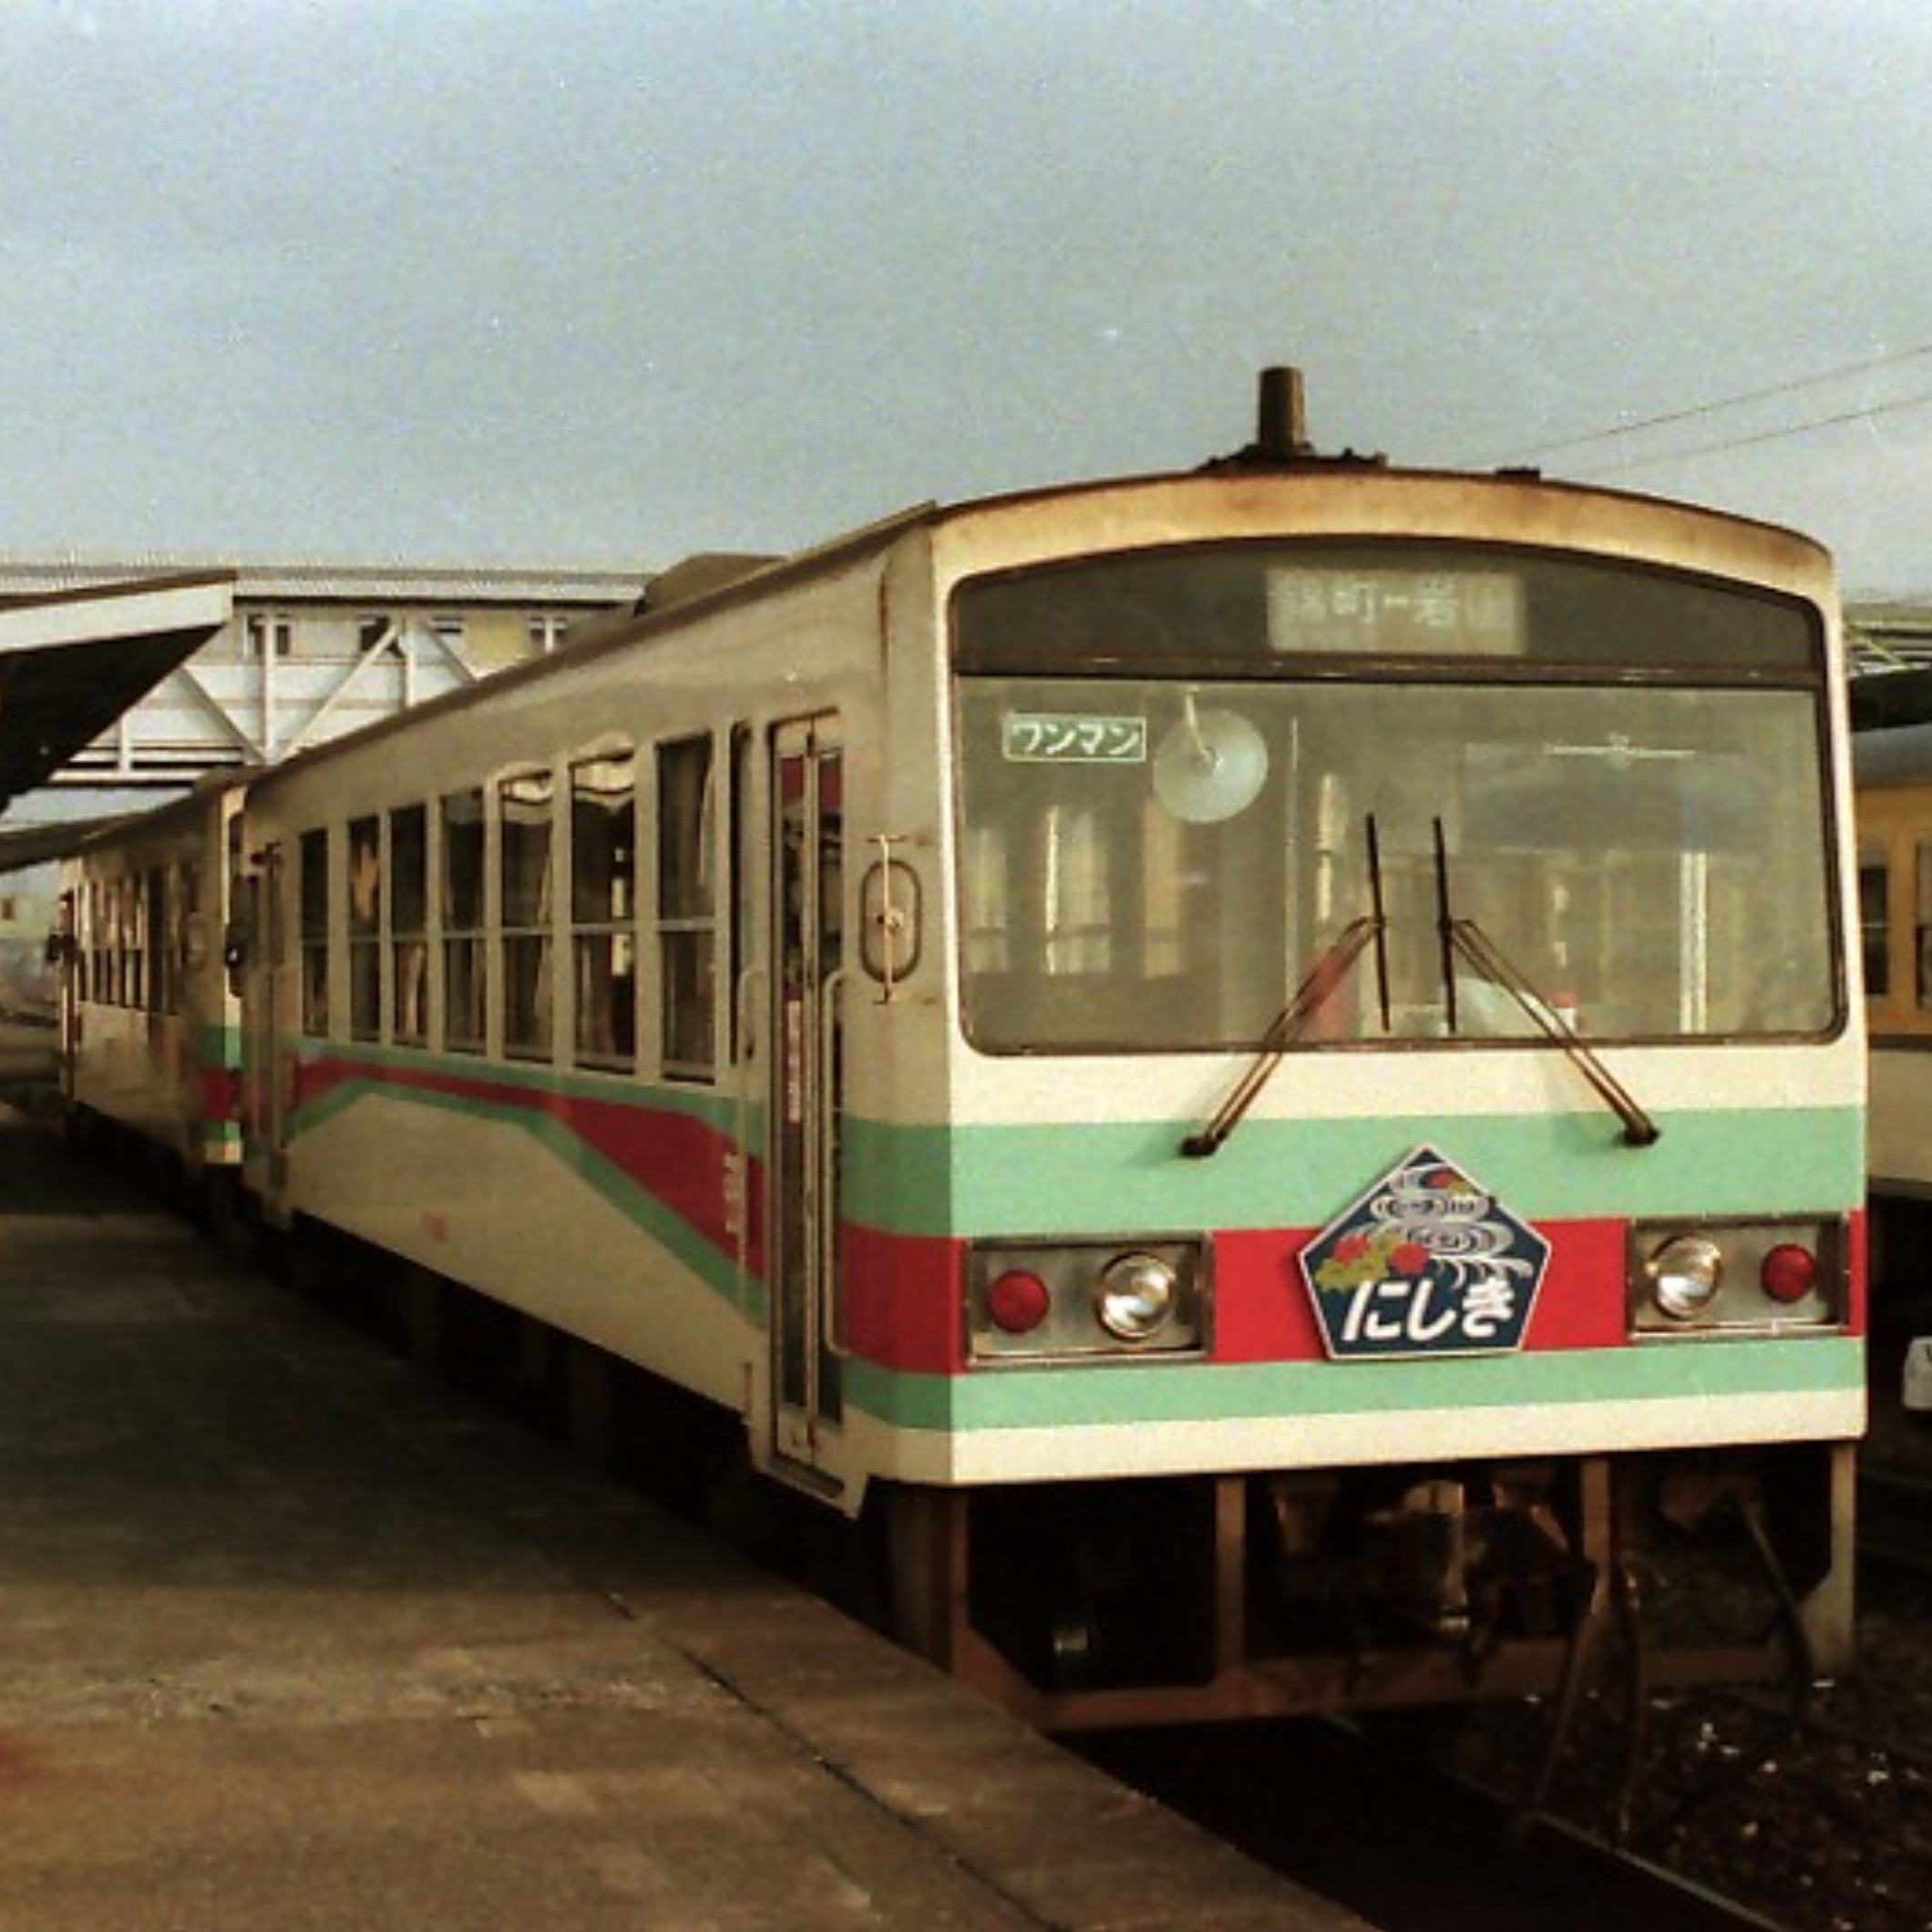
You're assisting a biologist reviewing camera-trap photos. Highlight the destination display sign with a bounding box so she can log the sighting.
[1267,568,1525,656]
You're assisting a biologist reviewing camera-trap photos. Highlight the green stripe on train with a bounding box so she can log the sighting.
[288,1052,1860,1242]
[843,1335,1865,1434]
[842,1107,1865,1237]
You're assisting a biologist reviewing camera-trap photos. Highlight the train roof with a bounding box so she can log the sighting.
[0,809,147,875]
[0,767,242,877]
[1855,719,1932,787]
[974,461,1829,560]
[1851,665,1932,735]
[235,448,1838,799]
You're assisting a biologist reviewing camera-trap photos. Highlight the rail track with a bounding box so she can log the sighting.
[1070,1451,1932,1932]
[1082,1715,1792,1932]
[1859,1456,1932,1591]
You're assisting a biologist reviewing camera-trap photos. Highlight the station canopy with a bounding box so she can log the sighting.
[0,570,233,867]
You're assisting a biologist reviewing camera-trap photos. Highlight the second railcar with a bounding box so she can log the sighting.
[56,777,246,1215]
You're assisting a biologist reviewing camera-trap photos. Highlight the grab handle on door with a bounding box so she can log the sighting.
[817,967,848,1360]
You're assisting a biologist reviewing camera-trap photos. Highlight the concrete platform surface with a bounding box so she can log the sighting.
[0,1109,1364,1932]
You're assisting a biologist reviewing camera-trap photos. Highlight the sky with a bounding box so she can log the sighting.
[5,0,1932,596]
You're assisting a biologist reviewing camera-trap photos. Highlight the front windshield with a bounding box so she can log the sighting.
[952,551,1837,1054]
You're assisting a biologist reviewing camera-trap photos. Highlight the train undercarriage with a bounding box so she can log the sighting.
[877,1446,1857,1734]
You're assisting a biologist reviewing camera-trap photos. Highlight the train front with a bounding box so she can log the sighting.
[881,468,1864,1729]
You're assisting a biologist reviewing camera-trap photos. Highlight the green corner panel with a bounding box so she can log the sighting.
[196,1023,244,1070]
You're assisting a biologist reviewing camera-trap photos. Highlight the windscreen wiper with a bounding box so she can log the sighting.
[1432,818,1660,1148]
[1182,817,1390,1158]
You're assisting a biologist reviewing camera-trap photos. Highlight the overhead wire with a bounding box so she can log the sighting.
[1578,387,1932,477]
[1491,340,1932,474]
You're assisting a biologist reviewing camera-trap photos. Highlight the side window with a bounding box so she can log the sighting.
[729,723,753,1063]
[100,879,114,1004]
[498,769,555,1060]
[58,889,81,1003]
[390,805,428,1046]
[84,880,102,1003]
[347,815,382,1042]
[66,887,85,1003]
[1860,848,1890,1004]
[299,827,330,1035]
[1917,844,1932,1012]
[121,873,141,1012]
[144,868,168,1013]
[118,876,136,1006]
[658,735,715,1079]
[139,865,166,1012]
[441,789,487,1053]
[100,879,119,1005]
[174,860,200,1016]
[570,752,636,1068]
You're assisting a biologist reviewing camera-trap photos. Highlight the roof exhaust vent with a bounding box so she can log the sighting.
[1202,366,1384,473]
[1255,365,1313,464]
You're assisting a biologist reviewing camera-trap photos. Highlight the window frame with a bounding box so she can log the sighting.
[656,733,718,1082]
[569,746,638,1071]
[440,786,488,1053]
[497,766,557,1063]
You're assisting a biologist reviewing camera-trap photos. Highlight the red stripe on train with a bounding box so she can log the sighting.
[292,1058,751,1268]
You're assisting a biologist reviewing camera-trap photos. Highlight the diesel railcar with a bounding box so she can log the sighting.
[64,397,1866,1732]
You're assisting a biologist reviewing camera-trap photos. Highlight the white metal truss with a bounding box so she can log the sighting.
[0,559,647,788]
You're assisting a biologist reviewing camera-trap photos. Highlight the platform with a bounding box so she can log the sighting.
[0,1105,1362,1931]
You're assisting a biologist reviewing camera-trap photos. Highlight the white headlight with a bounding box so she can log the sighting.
[1647,1235,1724,1321]
[1095,1252,1178,1341]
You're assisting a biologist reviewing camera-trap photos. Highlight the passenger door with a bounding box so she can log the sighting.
[241,842,293,1198]
[768,716,846,1476]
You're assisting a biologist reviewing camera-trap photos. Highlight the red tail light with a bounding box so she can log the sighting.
[987,1269,1052,1334]
[1761,1243,1818,1304]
